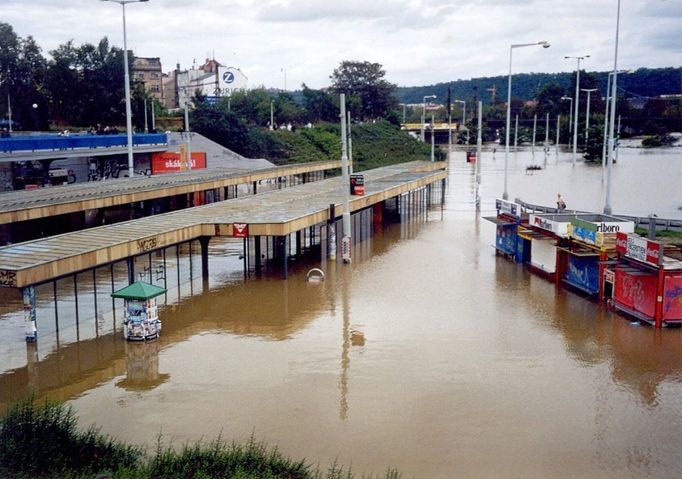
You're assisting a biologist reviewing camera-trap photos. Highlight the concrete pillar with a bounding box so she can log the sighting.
[296,230,302,257]
[253,181,257,195]
[23,285,37,342]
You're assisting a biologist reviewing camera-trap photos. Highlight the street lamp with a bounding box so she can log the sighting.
[561,96,573,137]
[454,100,466,144]
[604,0,622,215]
[503,40,550,200]
[421,95,436,142]
[565,54,589,165]
[581,88,597,144]
[101,0,149,178]
[601,69,633,180]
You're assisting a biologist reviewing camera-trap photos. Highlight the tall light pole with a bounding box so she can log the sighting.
[101,0,149,179]
[455,100,466,144]
[565,54,589,165]
[504,41,550,200]
[561,96,573,138]
[340,94,351,263]
[421,94,436,142]
[581,88,597,144]
[604,0,621,215]
[430,114,435,162]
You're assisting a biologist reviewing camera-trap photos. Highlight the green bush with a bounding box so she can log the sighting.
[1,398,403,479]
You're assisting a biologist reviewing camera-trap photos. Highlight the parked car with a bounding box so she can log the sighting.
[0,119,22,131]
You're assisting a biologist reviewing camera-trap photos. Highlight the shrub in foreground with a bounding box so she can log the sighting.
[1,397,403,479]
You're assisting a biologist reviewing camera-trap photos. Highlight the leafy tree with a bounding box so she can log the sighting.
[44,37,127,127]
[0,23,48,129]
[535,82,565,117]
[330,60,398,120]
[301,84,338,123]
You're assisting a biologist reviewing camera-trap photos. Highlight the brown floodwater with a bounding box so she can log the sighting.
[1,144,681,478]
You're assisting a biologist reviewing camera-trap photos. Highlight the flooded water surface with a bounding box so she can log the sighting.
[1,146,681,478]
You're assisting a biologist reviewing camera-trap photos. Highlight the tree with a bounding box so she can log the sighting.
[301,84,338,123]
[535,82,565,117]
[44,37,127,127]
[0,23,49,129]
[330,60,398,120]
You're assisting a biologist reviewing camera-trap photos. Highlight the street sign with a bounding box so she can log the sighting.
[350,174,365,195]
[233,223,248,238]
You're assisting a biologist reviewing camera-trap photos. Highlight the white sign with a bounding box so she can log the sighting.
[495,199,520,218]
[216,66,248,97]
[529,214,570,236]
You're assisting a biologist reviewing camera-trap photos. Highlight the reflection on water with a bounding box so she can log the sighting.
[0,147,681,478]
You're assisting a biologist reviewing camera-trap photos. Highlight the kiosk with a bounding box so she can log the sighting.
[111,281,166,341]
[558,215,634,299]
[610,233,682,328]
[485,199,528,261]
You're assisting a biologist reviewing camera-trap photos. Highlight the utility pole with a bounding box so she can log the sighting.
[513,115,519,152]
[430,114,435,162]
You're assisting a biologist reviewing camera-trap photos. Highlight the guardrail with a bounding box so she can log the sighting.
[515,198,682,232]
[0,133,167,154]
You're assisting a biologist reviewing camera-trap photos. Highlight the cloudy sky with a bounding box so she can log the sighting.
[3,0,681,89]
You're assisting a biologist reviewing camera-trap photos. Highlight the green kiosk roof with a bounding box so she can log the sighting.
[111,281,167,300]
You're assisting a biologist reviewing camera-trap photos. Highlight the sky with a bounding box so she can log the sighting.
[3,0,681,90]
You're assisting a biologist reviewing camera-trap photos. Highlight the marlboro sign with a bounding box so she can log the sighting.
[233,223,248,238]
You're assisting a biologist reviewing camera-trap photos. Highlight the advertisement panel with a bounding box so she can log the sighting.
[614,268,657,318]
[495,199,520,219]
[151,152,207,174]
[663,275,682,321]
[529,214,570,237]
[564,255,600,294]
[616,232,662,267]
[495,225,516,256]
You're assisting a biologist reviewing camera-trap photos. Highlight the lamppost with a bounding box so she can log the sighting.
[565,54,589,165]
[503,41,550,200]
[604,0,622,215]
[421,94,436,142]
[454,99,466,144]
[561,96,573,137]
[101,0,149,179]
[581,88,597,144]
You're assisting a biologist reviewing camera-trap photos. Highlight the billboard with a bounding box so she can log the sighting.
[151,152,207,174]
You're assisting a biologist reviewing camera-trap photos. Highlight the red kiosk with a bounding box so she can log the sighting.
[609,232,682,328]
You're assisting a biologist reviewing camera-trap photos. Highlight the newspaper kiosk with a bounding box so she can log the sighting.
[111,281,166,341]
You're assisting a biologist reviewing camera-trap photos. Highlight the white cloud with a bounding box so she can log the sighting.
[2,0,680,89]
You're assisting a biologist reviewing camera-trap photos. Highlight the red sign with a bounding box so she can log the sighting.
[614,268,657,318]
[151,152,207,174]
[350,174,365,196]
[616,232,662,267]
[233,223,248,238]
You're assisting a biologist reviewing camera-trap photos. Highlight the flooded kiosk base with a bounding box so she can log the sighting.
[111,281,167,341]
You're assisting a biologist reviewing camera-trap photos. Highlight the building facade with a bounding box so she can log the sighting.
[132,57,164,104]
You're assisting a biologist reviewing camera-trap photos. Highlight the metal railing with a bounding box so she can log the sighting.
[0,133,167,154]
[515,198,682,232]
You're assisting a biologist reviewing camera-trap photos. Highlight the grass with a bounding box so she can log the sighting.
[634,227,682,239]
[0,397,403,479]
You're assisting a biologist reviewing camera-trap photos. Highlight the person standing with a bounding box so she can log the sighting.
[557,193,566,212]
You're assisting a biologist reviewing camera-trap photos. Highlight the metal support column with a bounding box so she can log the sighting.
[199,236,211,281]
[126,257,134,285]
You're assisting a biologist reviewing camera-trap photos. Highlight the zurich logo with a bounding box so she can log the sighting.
[222,71,235,83]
